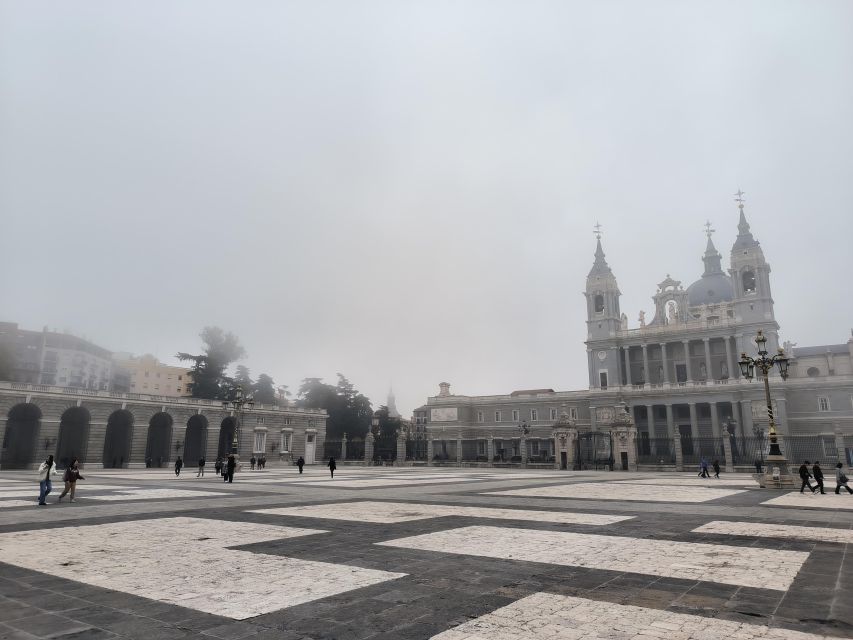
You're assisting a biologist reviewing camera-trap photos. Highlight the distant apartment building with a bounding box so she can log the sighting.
[0,322,113,390]
[111,353,193,397]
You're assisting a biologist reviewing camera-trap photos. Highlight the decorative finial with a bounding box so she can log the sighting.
[734,189,746,208]
[704,220,715,239]
[593,221,603,240]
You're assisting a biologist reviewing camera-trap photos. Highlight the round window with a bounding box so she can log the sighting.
[807,367,820,378]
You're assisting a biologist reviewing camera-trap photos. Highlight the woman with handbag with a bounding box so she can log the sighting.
[835,463,853,495]
[37,455,58,506]
[58,457,84,503]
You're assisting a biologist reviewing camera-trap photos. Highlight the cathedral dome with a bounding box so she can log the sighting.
[686,272,734,306]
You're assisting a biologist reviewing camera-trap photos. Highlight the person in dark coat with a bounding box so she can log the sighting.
[250,456,256,470]
[812,461,826,494]
[197,457,205,477]
[174,457,183,477]
[799,461,815,493]
[328,456,336,478]
[712,459,721,479]
[214,458,222,475]
[296,456,305,474]
[226,455,236,483]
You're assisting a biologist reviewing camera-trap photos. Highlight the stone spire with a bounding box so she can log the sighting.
[587,222,613,278]
[701,221,723,276]
[387,386,400,418]
[731,189,760,252]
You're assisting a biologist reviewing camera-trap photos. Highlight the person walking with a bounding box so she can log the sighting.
[835,463,852,494]
[698,457,709,478]
[812,461,826,495]
[712,459,721,479]
[58,457,84,503]
[226,454,236,483]
[37,455,58,506]
[214,458,222,476]
[197,457,205,477]
[174,456,183,477]
[297,456,304,474]
[328,456,336,478]
[250,456,256,471]
[799,461,815,493]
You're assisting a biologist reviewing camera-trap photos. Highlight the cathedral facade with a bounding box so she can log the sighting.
[414,199,853,470]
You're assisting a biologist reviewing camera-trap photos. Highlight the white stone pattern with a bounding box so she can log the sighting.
[486,483,745,503]
[430,592,835,640]
[693,521,853,544]
[0,500,37,508]
[761,493,853,510]
[87,489,231,501]
[613,476,758,487]
[0,517,405,619]
[250,501,633,525]
[299,477,486,488]
[377,525,806,590]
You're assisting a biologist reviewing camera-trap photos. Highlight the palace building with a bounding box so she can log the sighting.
[414,197,853,471]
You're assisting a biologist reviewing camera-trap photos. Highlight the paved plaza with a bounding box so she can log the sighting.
[0,466,852,640]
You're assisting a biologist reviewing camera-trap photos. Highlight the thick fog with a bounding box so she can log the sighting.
[1,1,852,416]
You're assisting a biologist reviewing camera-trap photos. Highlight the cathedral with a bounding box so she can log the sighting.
[414,196,853,470]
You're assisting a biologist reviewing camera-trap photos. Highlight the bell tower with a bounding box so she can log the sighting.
[584,224,622,389]
[728,190,779,351]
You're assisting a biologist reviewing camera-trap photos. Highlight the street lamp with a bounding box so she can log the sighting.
[222,385,255,458]
[739,330,789,457]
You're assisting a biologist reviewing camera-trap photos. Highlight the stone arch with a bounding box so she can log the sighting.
[742,269,756,293]
[218,417,236,459]
[1,403,42,469]
[56,406,91,468]
[183,414,208,463]
[146,412,173,467]
[102,409,133,468]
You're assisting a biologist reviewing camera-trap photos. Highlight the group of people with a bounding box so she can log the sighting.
[36,455,84,505]
[249,456,268,470]
[698,457,721,479]
[799,460,852,495]
[211,456,237,482]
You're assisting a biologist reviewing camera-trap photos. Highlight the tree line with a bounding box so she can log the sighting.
[177,326,378,439]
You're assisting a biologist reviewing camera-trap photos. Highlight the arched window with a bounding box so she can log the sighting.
[594,295,604,313]
[742,270,756,293]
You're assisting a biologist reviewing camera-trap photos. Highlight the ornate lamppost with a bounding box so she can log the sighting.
[739,330,792,485]
[222,385,255,460]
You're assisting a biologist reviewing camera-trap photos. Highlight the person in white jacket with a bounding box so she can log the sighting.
[37,455,58,506]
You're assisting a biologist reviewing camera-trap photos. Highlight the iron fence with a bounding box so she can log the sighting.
[461,439,488,462]
[323,439,342,460]
[406,437,428,461]
[782,435,838,466]
[432,439,457,462]
[346,438,365,461]
[680,436,723,467]
[526,438,554,464]
[637,438,676,465]
[493,438,521,463]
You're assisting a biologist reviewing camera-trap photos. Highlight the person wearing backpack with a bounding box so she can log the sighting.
[835,463,853,495]
[37,455,58,506]
[58,457,84,503]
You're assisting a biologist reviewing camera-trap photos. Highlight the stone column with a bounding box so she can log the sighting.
[660,343,670,383]
[646,404,656,455]
[627,427,638,472]
[364,432,374,466]
[775,397,789,436]
[521,436,528,467]
[426,437,434,467]
[683,340,692,382]
[623,347,632,386]
[488,436,495,467]
[709,402,720,439]
[835,425,847,467]
[566,429,578,470]
[589,407,597,431]
[674,432,684,471]
[741,400,754,437]
[665,404,675,439]
[733,334,744,378]
[456,435,462,466]
[725,336,736,380]
[688,402,699,445]
[641,344,649,386]
[395,432,406,466]
[703,338,713,382]
[722,433,734,473]
[341,433,348,462]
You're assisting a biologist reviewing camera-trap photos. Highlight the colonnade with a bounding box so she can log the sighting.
[620,336,740,386]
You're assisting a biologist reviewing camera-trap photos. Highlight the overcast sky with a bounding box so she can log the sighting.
[1,1,852,416]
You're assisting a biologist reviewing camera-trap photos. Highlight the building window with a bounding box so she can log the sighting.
[742,270,756,293]
[530,409,538,421]
[807,367,820,378]
[550,408,557,420]
[822,437,836,458]
[594,294,604,313]
[494,411,501,422]
[256,416,265,425]
[569,407,578,421]
[477,411,484,423]
[599,372,608,389]
[281,432,292,452]
[512,409,519,422]
[178,375,182,381]
[477,440,487,456]
[283,417,292,426]
[818,397,830,412]
[530,440,540,455]
[253,431,266,454]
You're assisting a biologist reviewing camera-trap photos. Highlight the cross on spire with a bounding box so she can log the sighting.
[734,189,746,207]
[704,220,715,239]
[593,221,603,239]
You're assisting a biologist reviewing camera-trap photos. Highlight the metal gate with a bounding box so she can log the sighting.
[574,432,613,470]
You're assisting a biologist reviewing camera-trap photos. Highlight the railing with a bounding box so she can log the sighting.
[637,437,676,464]
[617,317,740,338]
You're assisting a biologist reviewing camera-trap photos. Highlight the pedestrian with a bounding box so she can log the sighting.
[812,461,826,495]
[798,460,815,493]
[835,463,852,494]
[58,457,84,503]
[328,456,336,478]
[175,456,183,476]
[214,458,222,475]
[197,457,205,477]
[260,456,266,470]
[754,459,763,474]
[698,457,709,478]
[712,459,721,479]
[250,456,256,471]
[297,456,304,474]
[145,457,152,468]
[226,454,236,483]
[37,455,58,506]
